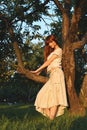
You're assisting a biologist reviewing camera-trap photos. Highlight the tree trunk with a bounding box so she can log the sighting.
[79,74,87,107]
[61,0,86,115]
[62,40,85,116]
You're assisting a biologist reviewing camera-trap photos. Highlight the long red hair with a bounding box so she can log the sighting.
[44,35,58,61]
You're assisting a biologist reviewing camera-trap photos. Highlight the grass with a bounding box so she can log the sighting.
[0,103,87,130]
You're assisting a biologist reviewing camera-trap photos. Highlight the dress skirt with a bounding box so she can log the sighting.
[34,68,68,117]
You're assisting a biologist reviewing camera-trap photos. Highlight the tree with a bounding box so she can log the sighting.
[0,0,87,115]
[0,0,49,102]
[0,0,49,82]
[52,0,87,115]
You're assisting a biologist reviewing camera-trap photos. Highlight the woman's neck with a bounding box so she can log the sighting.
[54,45,59,50]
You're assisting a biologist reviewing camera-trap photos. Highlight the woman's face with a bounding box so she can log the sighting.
[48,41,56,49]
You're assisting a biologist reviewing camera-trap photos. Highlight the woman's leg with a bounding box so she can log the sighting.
[49,106,58,120]
[44,106,58,120]
[43,108,50,117]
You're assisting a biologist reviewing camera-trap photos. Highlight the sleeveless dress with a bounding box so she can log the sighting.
[34,48,68,117]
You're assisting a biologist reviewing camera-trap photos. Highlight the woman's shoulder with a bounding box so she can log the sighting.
[51,47,62,57]
[53,47,62,53]
[47,48,62,59]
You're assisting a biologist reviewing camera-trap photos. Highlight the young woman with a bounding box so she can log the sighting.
[31,35,68,120]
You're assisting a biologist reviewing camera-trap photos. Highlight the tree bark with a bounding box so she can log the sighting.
[79,74,87,107]
[62,40,85,115]
[62,24,87,116]
[17,66,48,83]
[61,0,86,115]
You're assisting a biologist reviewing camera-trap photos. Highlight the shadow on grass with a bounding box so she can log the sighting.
[69,115,87,130]
[0,103,41,120]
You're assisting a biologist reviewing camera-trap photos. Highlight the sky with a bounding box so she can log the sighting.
[31,14,58,43]
[31,1,58,41]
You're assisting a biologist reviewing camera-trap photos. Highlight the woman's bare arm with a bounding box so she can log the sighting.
[30,54,58,75]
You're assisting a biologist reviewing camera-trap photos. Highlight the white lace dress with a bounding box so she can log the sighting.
[34,48,68,117]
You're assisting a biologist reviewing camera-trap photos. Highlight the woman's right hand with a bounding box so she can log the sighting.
[30,70,41,75]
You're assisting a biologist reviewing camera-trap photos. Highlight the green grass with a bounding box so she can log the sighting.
[0,103,87,130]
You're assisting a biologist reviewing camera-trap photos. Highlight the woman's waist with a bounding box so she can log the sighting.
[47,66,62,73]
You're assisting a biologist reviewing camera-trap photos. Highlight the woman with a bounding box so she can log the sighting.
[31,35,68,120]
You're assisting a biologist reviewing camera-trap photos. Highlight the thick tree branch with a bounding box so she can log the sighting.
[70,0,86,32]
[72,32,87,50]
[63,0,71,42]
[13,39,48,83]
[0,13,48,84]
[13,37,48,83]
[17,67,48,83]
[13,42,24,68]
[12,35,48,83]
[53,0,64,13]
[53,0,71,42]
